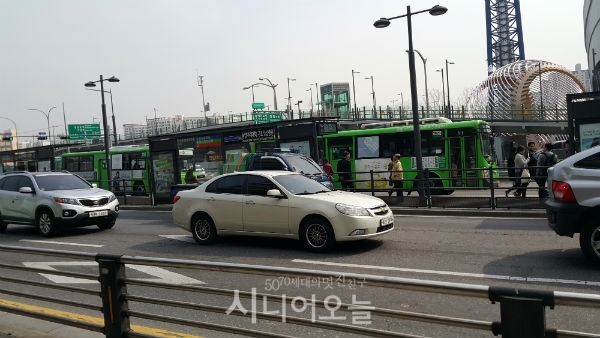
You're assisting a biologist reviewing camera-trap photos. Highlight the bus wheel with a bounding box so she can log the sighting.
[427,175,445,195]
[133,181,146,196]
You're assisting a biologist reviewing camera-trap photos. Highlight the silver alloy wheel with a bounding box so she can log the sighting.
[580,220,600,264]
[194,219,211,240]
[192,215,216,244]
[305,223,328,248]
[38,211,54,236]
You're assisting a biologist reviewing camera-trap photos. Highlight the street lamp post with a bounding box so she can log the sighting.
[314,83,320,113]
[197,73,207,118]
[86,88,118,146]
[243,83,258,103]
[307,87,314,114]
[28,106,56,146]
[445,59,454,118]
[593,49,598,91]
[351,69,360,119]
[398,93,404,116]
[84,75,120,191]
[287,77,296,114]
[374,4,448,206]
[365,76,376,115]
[258,77,278,111]
[413,49,429,114]
[296,100,302,114]
[437,68,446,114]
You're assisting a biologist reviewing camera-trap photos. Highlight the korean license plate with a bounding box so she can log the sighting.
[380,215,394,226]
[89,210,109,218]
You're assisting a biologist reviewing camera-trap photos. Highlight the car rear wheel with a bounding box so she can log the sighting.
[0,222,7,233]
[301,217,335,252]
[37,209,56,237]
[579,219,600,264]
[192,214,217,245]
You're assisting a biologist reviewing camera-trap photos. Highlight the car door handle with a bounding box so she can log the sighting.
[206,197,216,202]
[245,200,255,206]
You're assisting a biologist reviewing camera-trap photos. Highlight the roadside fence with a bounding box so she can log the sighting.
[0,245,598,338]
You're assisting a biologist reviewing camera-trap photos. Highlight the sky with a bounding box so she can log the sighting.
[0,0,587,138]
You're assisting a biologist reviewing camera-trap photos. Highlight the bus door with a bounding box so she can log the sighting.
[448,128,478,187]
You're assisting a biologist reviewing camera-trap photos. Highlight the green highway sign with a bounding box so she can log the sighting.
[68,123,101,141]
[252,102,265,110]
[253,112,282,124]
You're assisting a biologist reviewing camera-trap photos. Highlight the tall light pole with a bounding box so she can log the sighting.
[314,83,320,113]
[307,87,314,114]
[351,69,360,119]
[374,4,448,206]
[593,49,598,91]
[437,68,446,114]
[445,59,454,118]
[365,76,376,115]
[413,49,429,114]
[28,106,56,145]
[86,88,118,145]
[243,83,259,103]
[287,77,296,114]
[197,72,207,118]
[85,75,120,191]
[258,77,278,111]
[398,93,404,117]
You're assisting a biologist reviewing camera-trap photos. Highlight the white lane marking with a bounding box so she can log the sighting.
[292,259,600,287]
[160,234,195,243]
[23,261,205,285]
[19,239,103,248]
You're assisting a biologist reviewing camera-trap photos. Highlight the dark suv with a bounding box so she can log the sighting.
[0,171,120,236]
[546,146,600,264]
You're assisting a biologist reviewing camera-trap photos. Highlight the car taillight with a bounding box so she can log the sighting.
[552,180,577,202]
[173,195,181,203]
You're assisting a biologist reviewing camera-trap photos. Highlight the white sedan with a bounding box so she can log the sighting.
[172,171,394,252]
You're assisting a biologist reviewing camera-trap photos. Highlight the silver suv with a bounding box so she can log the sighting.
[546,146,600,264]
[0,171,119,236]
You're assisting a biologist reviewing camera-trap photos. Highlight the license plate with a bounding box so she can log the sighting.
[89,210,108,218]
[380,215,394,226]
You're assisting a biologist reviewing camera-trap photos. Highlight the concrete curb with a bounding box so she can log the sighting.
[119,204,546,218]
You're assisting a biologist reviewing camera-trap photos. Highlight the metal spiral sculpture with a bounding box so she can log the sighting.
[466,60,585,120]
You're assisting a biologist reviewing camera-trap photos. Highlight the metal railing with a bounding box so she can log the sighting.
[0,245,598,338]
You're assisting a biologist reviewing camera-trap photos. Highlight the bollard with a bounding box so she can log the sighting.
[96,254,130,338]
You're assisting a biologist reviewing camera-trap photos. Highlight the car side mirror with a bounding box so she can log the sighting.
[266,189,285,198]
[18,187,34,194]
[92,183,98,188]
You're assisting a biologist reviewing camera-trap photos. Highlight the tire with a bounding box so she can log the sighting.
[0,222,7,234]
[579,219,600,264]
[300,217,335,252]
[427,175,445,195]
[97,220,116,230]
[37,209,57,237]
[191,214,217,245]
[133,181,146,196]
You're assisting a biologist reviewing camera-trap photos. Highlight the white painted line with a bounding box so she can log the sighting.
[160,234,195,243]
[23,261,205,285]
[19,239,104,248]
[292,259,600,287]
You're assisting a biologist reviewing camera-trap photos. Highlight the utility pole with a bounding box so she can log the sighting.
[197,71,207,118]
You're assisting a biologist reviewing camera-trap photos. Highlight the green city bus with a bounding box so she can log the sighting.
[61,145,150,195]
[318,118,497,194]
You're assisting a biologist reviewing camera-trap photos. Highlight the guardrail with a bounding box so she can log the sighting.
[344,166,549,210]
[0,245,598,338]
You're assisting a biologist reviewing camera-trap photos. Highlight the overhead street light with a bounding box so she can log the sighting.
[351,69,360,119]
[28,106,56,145]
[287,77,296,115]
[437,68,446,114]
[365,76,376,115]
[86,88,118,146]
[258,77,278,111]
[445,59,454,118]
[85,75,120,191]
[243,83,260,103]
[374,4,448,207]
[412,49,430,114]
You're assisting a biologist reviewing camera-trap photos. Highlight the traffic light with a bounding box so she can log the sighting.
[2,136,13,141]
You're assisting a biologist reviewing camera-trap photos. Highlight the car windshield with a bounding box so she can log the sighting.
[273,174,331,195]
[283,155,325,175]
[33,174,92,191]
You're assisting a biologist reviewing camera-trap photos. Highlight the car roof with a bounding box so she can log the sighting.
[225,170,299,177]
[555,146,600,167]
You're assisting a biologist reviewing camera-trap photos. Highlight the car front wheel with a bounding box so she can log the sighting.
[97,220,116,230]
[301,217,335,252]
[580,219,600,264]
[37,209,57,237]
[191,214,217,245]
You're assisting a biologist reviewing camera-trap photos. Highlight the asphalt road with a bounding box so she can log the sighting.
[0,209,598,338]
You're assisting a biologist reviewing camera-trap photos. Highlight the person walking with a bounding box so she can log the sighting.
[322,158,334,182]
[505,144,519,197]
[337,151,353,191]
[388,153,404,201]
[536,143,558,199]
[505,146,530,197]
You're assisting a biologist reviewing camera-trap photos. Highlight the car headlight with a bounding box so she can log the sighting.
[108,194,117,202]
[54,197,79,205]
[335,203,371,216]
